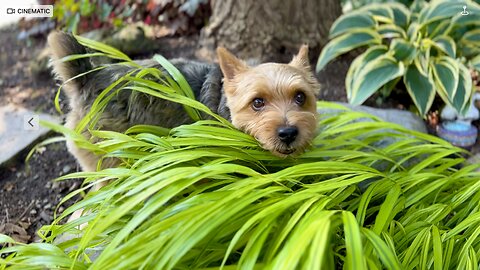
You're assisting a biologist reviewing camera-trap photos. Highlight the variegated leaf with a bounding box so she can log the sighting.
[316,29,382,72]
[418,1,464,25]
[346,45,388,100]
[432,56,460,106]
[404,64,436,116]
[432,36,456,58]
[453,63,473,115]
[471,55,480,72]
[391,38,417,62]
[329,12,376,38]
[350,55,404,105]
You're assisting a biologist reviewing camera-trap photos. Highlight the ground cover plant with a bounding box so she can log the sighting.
[1,36,480,269]
[317,0,480,116]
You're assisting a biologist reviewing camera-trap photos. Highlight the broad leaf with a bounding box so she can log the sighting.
[432,56,460,106]
[461,29,480,46]
[471,54,480,72]
[391,3,410,29]
[377,24,407,39]
[404,64,436,116]
[316,29,382,72]
[391,38,417,62]
[349,55,404,105]
[426,20,451,38]
[418,1,464,25]
[432,36,456,58]
[359,4,394,23]
[329,13,376,38]
[346,45,388,100]
[452,63,473,115]
[407,22,420,41]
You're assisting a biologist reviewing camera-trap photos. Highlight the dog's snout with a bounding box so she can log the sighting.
[277,126,298,145]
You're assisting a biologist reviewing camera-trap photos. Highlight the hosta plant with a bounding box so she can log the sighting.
[317,0,480,116]
[2,36,480,269]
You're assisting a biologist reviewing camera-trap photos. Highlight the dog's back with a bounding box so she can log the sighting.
[48,32,232,171]
[48,32,231,130]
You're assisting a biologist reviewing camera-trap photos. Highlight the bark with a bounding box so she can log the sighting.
[199,0,342,62]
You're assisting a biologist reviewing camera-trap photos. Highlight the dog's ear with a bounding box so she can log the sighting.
[217,47,248,81]
[289,44,310,71]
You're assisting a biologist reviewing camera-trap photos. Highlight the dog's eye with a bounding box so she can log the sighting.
[294,92,306,106]
[252,98,265,111]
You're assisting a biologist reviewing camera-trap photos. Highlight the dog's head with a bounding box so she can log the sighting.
[217,46,320,157]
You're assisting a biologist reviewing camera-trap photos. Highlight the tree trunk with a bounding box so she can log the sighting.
[199,0,342,62]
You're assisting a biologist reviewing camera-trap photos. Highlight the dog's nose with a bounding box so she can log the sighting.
[277,126,298,145]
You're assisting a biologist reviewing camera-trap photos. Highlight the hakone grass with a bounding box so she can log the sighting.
[1,36,480,270]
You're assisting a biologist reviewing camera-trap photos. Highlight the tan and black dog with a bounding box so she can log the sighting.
[48,32,320,173]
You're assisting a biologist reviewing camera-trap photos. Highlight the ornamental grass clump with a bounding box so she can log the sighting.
[1,37,480,270]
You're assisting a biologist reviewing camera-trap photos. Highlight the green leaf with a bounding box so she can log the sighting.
[377,24,407,39]
[390,38,417,62]
[343,211,366,270]
[349,55,404,105]
[74,35,131,61]
[358,4,394,23]
[432,36,456,58]
[462,29,480,46]
[316,29,382,72]
[432,56,460,106]
[362,229,402,270]
[451,13,480,28]
[407,22,420,41]
[471,54,480,72]
[404,64,435,116]
[153,54,201,121]
[431,226,443,270]
[426,20,451,38]
[418,1,464,25]
[346,45,388,100]
[329,13,376,38]
[451,63,473,114]
[390,3,410,29]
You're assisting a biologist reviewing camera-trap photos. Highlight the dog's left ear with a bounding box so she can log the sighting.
[289,44,311,71]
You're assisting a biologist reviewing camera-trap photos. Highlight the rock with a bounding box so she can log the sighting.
[39,211,52,223]
[318,102,428,133]
[0,104,60,166]
[62,165,72,174]
[467,153,480,171]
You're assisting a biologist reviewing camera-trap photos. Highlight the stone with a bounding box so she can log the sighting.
[0,104,60,166]
[62,165,72,174]
[467,153,480,171]
[318,102,428,133]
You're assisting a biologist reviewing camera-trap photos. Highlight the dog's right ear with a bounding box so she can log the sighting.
[216,47,248,81]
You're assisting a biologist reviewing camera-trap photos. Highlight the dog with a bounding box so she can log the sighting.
[48,32,320,173]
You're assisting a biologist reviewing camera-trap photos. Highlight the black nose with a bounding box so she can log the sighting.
[277,126,298,145]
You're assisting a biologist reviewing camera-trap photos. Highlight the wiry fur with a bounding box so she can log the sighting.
[48,32,320,172]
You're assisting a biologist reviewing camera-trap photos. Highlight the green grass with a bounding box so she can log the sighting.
[1,36,480,270]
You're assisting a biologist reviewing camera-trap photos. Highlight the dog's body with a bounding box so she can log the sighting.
[48,32,320,172]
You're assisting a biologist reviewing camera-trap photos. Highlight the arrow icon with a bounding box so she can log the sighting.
[24,115,39,130]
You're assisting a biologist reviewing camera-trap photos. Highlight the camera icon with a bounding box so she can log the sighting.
[6,8,15,14]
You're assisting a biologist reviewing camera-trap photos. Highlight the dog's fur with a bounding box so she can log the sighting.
[48,32,320,172]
